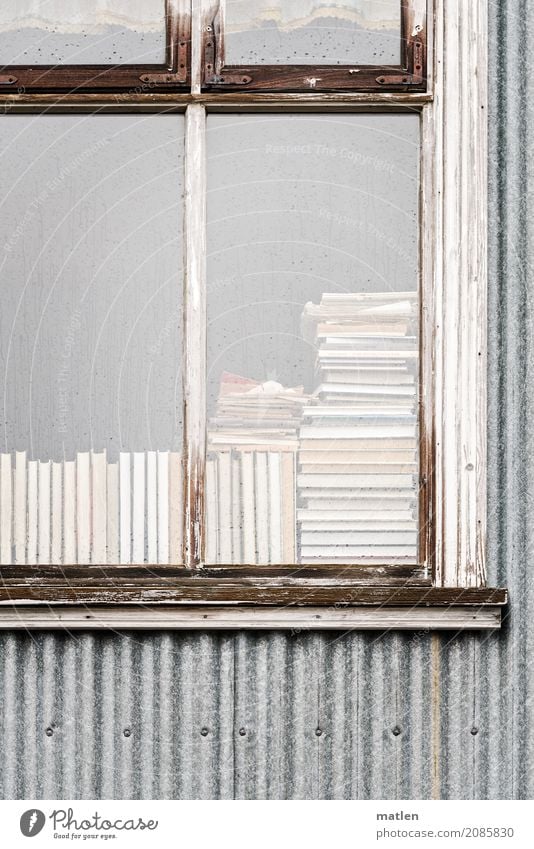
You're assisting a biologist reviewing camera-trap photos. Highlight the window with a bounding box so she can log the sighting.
[0,0,189,90]
[0,0,506,630]
[203,0,426,91]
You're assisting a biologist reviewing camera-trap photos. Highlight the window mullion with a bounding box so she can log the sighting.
[183,102,207,568]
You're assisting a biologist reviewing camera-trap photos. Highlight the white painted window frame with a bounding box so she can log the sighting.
[0,0,500,630]
[185,0,489,587]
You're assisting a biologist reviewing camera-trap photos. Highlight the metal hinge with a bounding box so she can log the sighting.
[376,41,424,86]
[205,74,252,86]
[203,21,252,86]
[0,75,17,85]
[139,33,188,85]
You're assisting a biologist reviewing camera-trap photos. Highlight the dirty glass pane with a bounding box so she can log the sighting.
[224,0,402,67]
[0,115,184,565]
[0,0,166,65]
[206,113,420,566]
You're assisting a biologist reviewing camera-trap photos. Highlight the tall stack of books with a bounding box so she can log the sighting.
[206,373,309,563]
[298,292,419,564]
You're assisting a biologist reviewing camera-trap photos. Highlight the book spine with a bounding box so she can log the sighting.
[51,461,62,565]
[92,451,107,565]
[0,453,12,564]
[119,452,131,564]
[146,451,157,564]
[63,460,76,564]
[106,462,120,565]
[14,452,26,565]
[132,452,145,564]
[157,451,169,564]
[38,460,51,565]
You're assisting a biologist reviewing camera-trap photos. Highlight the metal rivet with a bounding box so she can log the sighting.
[466,463,474,471]
[239,728,246,737]
[123,728,131,738]
[201,727,209,737]
[392,726,402,737]
[471,726,479,736]
[315,727,323,737]
[45,727,53,737]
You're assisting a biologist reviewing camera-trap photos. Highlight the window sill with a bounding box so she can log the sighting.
[0,568,507,630]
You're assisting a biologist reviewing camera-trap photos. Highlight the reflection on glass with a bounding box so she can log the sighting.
[224,0,401,66]
[0,115,184,565]
[206,113,420,565]
[0,0,166,65]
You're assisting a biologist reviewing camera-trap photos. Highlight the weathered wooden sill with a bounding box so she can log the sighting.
[0,567,506,629]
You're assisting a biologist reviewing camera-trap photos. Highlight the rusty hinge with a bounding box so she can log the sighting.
[205,74,252,86]
[376,41,424,87]
[139,32,188,85]
[203,21,252,86]
[0,75,17,85]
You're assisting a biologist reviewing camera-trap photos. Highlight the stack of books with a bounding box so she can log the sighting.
[206,373,308,563]
[298,292,419,564]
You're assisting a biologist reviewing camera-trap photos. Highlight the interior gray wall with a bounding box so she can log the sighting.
[0,0,532,800]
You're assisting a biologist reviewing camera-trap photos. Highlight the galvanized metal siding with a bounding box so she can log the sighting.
[0,0,532,799]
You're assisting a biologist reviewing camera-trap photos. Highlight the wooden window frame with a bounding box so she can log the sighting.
[0,0,507,630]
[201,0,427,93]
[0,0,191,92]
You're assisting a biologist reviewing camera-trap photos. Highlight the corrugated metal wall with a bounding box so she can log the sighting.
[0,0,532,799]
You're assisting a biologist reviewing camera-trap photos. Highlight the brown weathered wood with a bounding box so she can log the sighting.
[0,571,507,607]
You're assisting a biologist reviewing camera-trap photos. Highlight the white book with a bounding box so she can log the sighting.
[300,426,416,439]
[76,453,91,565]
[157,451,169,564]
[38,460,51,565]
[304,497,417,511]
[255,453,269,565]
[298,473,415,489]
[63,460,76,563]
[231,454,242,564]
[268,452,282,563]
[298,509,416,522]
[92,451,107,565]
[132,452,145,563]
[300,531,417,546]
[281,452,296,562]
[169,452,182,565]
[205,457,218,564]
[217,452,232,563]
[303,407,415,417]
[299,521,417,532]
[301,546,417,558]
[241,451,255,564]
[51,462,62,565]
[146,451,157,564]
[0,453,12,564]
[27,461,38,564]
[317,383,415,396]
[299,463,417,475]
[106,462,120,564]
[14,452,26,565]
[119,452,131,564]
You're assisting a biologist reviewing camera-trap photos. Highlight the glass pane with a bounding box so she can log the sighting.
[0,0,166,65]
[207,113,419,565]
[0,115,184,565]
[224,0,401,66]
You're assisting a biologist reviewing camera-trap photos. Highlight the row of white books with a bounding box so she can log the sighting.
[298,292,419,563]
[205,450,296,564]
[0,451,183,565]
